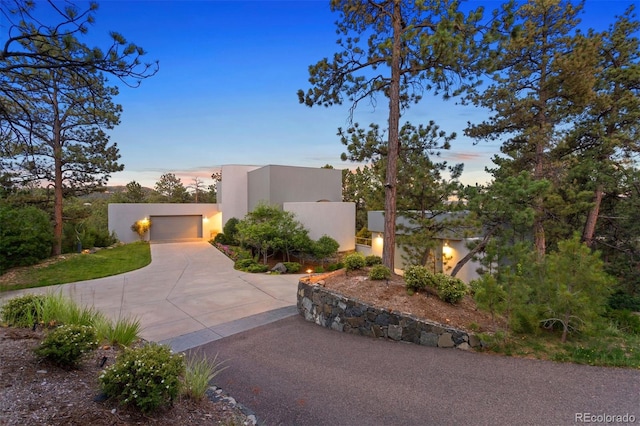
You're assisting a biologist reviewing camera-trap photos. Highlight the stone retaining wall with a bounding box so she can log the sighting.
[297,280,482,350]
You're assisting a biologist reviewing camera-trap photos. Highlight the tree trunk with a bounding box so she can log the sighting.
[382,0,402,271]
[450,225,498,278]
[52,113,63,256]
[582,185,603,248]
[561,312,570,343]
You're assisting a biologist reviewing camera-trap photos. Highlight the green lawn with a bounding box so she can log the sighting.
[0,242,151,292]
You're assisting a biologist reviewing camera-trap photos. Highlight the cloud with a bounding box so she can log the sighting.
[442,151,486,162]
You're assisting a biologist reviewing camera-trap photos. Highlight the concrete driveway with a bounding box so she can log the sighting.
[0,241,301,351]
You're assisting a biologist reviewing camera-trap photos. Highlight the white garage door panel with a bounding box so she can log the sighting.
[150,215,202,240]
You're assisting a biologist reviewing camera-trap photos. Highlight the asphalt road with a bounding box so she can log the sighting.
[191,315,640,426]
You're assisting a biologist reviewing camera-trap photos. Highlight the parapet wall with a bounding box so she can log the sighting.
[297,281,482,350]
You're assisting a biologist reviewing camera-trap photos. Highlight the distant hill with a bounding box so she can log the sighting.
[79,186,155,201]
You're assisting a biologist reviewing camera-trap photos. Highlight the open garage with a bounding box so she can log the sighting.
[149,215,203,241]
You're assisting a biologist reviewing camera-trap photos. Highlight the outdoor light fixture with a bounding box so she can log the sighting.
[442,241,452,257]
[306,268,313,280]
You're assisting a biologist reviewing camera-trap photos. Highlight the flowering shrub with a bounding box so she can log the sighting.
[214,242,238,261]
[100,343,184,413]
[34,324,99,368]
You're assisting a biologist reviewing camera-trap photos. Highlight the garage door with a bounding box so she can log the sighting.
[149,215,202,241]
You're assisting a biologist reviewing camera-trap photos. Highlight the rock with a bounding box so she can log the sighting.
[374,313,390,326]
[271,263,287,273]
[345,317,365,327]
[438,333,455,348]
[302,297,313,313]
[371,325,384,338]
[468,334,482,348]
[419,331,438,347]
[388,324,403,341]
[456,342,471,350]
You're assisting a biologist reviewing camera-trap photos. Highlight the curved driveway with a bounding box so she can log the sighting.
[193,316,640,426]
[0,241,301,351]
[3,241,638,424]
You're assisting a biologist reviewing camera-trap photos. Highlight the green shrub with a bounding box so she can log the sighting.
[471,274,506,319]
[344,253,366,271]
[219,217,240,245]
[608,290,640,312]
[234,258,256,270]
[312,235,340,265]
[246,263,269,273]
[1,294,45,327]
[365,255,382,266]
[435,274,467,304]
[604,309,640,335]
[100,343,184,413]
[0,205,53,273]
[213,232,235,246]
[283,262,301,273]
[314,266,325,273]
[403,265,430,292]
[368,264,391,280]
[34,324,99,368]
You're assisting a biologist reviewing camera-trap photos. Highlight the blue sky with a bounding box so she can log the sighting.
[73,0,636,189]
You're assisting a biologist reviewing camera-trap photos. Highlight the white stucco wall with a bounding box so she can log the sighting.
[108,203,221,243]
[284,202,355,252]
[218,165,260,226]
[248,165,343,212]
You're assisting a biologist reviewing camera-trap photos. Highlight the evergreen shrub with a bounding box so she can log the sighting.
[368,264,391,280]
[344,253,366,271]
[283,262,301,273]
[365,255,382,266]
[404,265,430,292]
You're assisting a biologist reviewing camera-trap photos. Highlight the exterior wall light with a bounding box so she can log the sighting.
[442,240,453,257]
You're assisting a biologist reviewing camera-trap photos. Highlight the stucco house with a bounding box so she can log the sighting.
[108,164,356,251]
[360,210,483,283]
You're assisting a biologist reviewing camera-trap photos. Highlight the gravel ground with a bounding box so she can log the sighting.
[0,326,254,425]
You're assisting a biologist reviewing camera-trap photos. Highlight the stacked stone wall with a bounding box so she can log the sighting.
[297,281,482,349]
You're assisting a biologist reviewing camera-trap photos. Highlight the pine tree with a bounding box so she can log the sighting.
[1,35,124,255]
[299,0,487,269]
[464,0,599,257]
